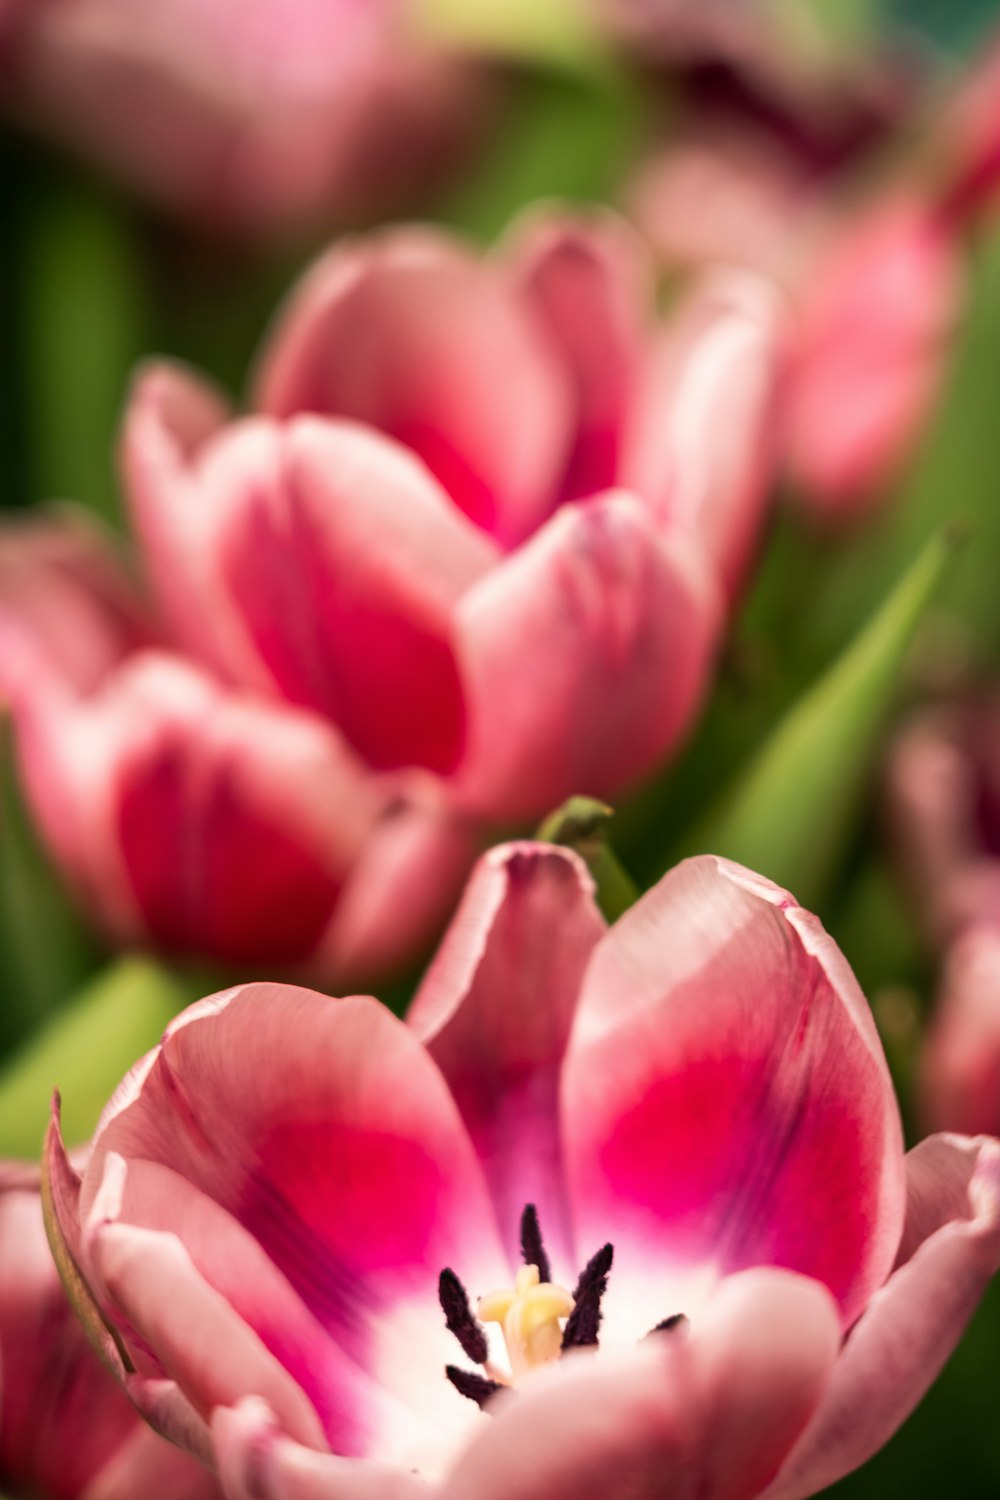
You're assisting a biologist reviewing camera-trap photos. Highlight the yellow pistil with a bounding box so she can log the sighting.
[478,1264,575,1382]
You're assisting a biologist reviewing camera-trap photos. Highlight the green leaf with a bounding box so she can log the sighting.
[538,795,640,921]
[439,65,646,244]
[0,955,202,1158]
[416,0,601,69]
[677,532,955,908]
[0,718,100,1050]
[21,183,147,524]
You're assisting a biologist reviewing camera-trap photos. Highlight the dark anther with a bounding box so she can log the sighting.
[519,1203,552,1285]
[445,1365,504,1411]
[561,1242,614,1350]
[646,1313,689,1338]
[438,1268,489,1364]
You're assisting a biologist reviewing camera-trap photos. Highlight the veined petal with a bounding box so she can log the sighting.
[439,1268,839,1500]
[81,985,509,1465]
[763,1134,1000,1500]
[408,842,606,1267]
[255,227,573,545]
[563,856,905,1341]
[455,492,720,822]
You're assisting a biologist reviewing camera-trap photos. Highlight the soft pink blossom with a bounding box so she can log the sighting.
[887,697,1000,948]
[1,0,485,238]
[0,1160,219,1500]
[13,645,474,977]
[45,845,1000,1499]
[782,194,964,523]
[921,925,1000,1138]
[122,213,783,820]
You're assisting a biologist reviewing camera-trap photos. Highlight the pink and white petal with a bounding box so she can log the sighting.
[763,1134,1000,1500]
[214,416,496,774]
[37,651,380,966]
[563,856,905,1340]
[0,504,153,707]
[88,1220,329,1452]
[619,271,785,603]
[212,1399,425,1500]
[506,209,652,502]
[83,986,509,1437]
[455,492,720,823]
[88,1155,418,1460]
[255,228,573,545]
[120,362,267,685]
[317,788,479,988]
[84,1400,221,1500]
[409,841,606,1268]
[440,1268,839,1500]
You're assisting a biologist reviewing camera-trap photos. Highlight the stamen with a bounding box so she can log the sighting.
[646,1313,689,1337]
[519,1203,552,1285]
[561,1243,613,1351]
[438,1268,489,1364]
[445,1365,504,1411]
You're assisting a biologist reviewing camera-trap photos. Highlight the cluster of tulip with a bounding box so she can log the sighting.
[4,4,1000,1500]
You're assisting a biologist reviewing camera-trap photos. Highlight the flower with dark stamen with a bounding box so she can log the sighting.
[44,844,1000,1500]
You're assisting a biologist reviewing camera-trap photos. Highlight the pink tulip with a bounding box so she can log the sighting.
[886,698,1000,948]
[45,845,1000,1500]
[0,1160,220,1500]
[13,646,474,975]
[0,508,153,711]
[1,0,484,237]
[782,194,964,523]
[122,214,784,820]
[921,925,1000,1138]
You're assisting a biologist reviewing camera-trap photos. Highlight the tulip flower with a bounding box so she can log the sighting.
[122,213,782,821]
[13,646,474,976]
[920,925,1000,1138]
[0,508,152,710]
[887,698,1000,948]
[45,845,1000,1499]
[0,1160,219,1499]
[1,0,485,237]
[782,194,964,523]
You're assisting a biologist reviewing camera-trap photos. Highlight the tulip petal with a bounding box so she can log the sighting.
[318,789,479,988]
[120,361,265,685]
[88,1219,330,1452]
[619,271,784,601]
[456,492,719,821]
[212,415,496,773]
[86,1155,417,1459]
[84,1401,220,1500]
[563,856,905,1338]
[408,842,606,1266]
[440,1268,839,1500]
[83,985,509,1460]
[212,1398,425,1500]
[507,210,651,502]
[0,506,152,709]
[21,652,383,965]
[256,228,573,544]
[762,1134,1000,1500]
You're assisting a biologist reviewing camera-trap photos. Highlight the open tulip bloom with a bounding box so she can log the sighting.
[44,846,1000,1500]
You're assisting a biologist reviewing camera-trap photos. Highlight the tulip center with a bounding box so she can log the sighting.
[439,1204,614,1410]
[478,1263,576,1381]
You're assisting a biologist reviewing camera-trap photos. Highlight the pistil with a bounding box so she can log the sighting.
[478,1264,576,1381]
